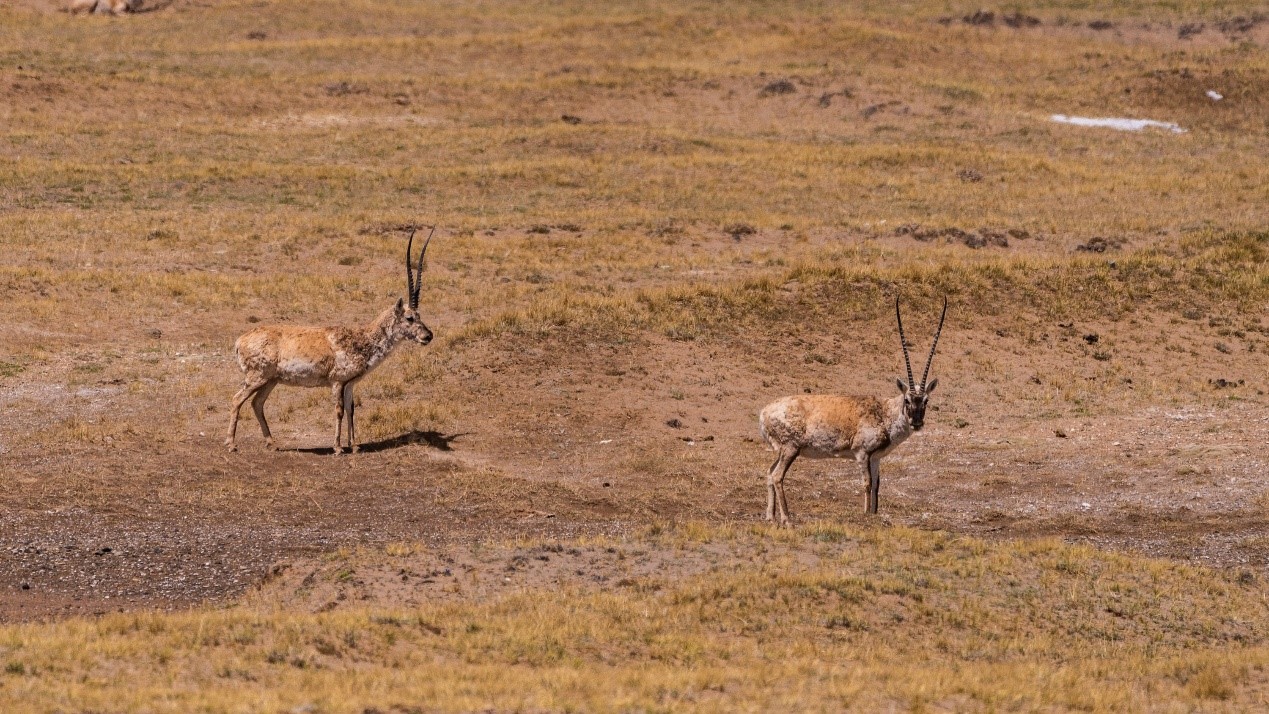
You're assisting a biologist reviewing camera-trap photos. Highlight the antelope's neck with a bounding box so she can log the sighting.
[361,307,404,369]
[883,394,914,446]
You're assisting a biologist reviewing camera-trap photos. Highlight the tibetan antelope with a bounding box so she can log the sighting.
[758,297,947,524]
[226,229,435,454]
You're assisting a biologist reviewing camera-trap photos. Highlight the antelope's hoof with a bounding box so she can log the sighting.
[350,445,360,454]
[224,439,237,453]
[264,440,276,451]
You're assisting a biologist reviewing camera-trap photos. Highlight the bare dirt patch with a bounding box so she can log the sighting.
[6,276,1265,623]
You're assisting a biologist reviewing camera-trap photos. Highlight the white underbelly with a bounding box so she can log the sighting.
[277,358,332,387]
[798,447,855,460]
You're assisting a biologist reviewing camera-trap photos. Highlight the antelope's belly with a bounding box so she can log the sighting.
[797,425,860,457]
[276,357,333,387]
[798,446,856,460]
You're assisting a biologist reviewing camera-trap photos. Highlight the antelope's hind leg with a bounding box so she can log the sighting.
[250,380,279,450]
[764,453,781,522]
[771,447,799,527]
[226,376,269,452]
[332,382,347,454]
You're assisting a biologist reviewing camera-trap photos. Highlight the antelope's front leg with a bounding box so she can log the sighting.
[857,453,872,513]
[343,384,357,453]
[866,453,882,514]
[332,382,346,454]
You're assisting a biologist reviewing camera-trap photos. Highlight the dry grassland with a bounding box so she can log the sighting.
[4,524,1269,712]
[1,0,1268,710]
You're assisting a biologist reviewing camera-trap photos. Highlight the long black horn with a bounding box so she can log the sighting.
[411,225,434,309]
[896,297,914,389]
[405,228,417,306]
[920,297,949,389]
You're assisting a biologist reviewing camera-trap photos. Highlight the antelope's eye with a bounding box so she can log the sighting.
[406,316,415,323]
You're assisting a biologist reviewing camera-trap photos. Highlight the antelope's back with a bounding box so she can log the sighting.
[233,325,336,382]
[233,327,278,373]
[759,394,884,455]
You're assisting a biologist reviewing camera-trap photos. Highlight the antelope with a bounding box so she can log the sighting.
[226,229,435,454]
[758,297,947,524]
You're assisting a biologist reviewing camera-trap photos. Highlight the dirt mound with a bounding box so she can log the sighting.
[1075,236,1125,252]
[938,11,1041,28]
[895,224,1031,249]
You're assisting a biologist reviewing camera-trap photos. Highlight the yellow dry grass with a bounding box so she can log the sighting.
[2,524,1267,712]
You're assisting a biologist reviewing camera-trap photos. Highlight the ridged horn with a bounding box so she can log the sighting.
[896,297,915,389]
[405,228,417,307]
[407,225,434,309]
[919,297,949,390]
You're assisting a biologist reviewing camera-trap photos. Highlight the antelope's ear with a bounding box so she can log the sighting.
[896,379,908,393]
[395,297,405,313]
[926,378,939,394]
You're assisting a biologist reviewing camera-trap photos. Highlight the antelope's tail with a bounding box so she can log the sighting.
[232,335,248,373]
[757,409,775,450]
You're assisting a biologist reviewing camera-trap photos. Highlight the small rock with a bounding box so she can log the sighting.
[1001,12,1041,28]
[963,10,994,26]
[1054,429,1068,438]
[759,79,796,96]
[1178,23,1204,39]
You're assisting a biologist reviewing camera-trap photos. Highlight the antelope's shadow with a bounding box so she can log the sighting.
[286,430,467,455]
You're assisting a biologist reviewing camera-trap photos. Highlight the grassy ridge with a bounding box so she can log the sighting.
[459,230,1269,344]
[1,523,1265,711]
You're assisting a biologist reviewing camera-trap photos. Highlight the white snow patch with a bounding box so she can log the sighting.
[1050,114,1186,133]
[1206,90,1223,101]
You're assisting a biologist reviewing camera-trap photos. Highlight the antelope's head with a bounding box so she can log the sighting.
[397,227,435,345]
[894,297,947,431]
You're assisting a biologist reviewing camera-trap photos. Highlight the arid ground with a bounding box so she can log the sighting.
[1,0,1267,710]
